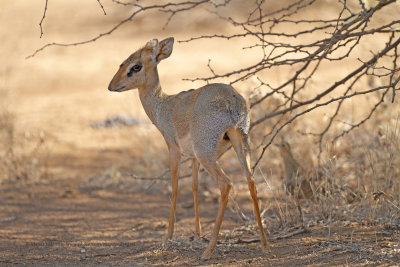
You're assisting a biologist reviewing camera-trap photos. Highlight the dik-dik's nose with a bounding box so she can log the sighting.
[108,81,115,91]
[108,79,126,92]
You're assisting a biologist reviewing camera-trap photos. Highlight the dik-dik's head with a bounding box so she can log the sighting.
[108,37,174,92]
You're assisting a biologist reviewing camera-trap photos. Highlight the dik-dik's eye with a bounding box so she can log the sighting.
[127,63,142,77]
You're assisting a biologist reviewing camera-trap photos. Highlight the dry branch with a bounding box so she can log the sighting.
[39,0,49,38]
[27,0,229,59]
[96,0,107,15]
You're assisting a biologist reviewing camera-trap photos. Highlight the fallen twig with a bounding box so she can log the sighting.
[202,226,311,244]
[231,227,312,243]
[122,170,192,181]
[269,227,311,241]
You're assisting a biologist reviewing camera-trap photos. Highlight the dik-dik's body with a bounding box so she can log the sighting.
[142,83,249,159]
[108,37,268,260]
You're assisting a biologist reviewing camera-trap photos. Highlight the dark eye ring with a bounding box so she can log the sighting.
[127,63,142,77]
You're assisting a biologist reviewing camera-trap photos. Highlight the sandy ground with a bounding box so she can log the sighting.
[1,0,400,266]
[1,175,400,266]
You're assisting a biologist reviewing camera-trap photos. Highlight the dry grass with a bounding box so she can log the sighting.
[0,89,45,183]
[254,114,400,236]
[343,118,400,226]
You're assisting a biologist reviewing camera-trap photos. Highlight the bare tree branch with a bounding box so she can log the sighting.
[96,0,107,15]
[251,36,400,128]
[39,0,49,38]
[252,80,400,171]
[27,0,222,59]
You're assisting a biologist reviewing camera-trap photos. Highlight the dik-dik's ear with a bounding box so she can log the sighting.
[143,37,174,65]
[154,37,174,63]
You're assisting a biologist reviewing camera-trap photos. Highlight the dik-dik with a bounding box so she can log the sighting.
[108,37,268,260]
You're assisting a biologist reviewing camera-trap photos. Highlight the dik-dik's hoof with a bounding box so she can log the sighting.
[259,233,270,250]
[161,236,172,249]
[261,242,272,256]
[200,255,210,262]
[200,249,213,261]
[262,244,271,253]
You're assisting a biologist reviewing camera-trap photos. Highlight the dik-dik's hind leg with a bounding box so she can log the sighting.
[192,158,201,237]
[227,128,269,250]
[166,145,181,241]
[197,159,232,261]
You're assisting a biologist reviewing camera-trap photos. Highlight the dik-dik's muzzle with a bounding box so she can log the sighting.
[108,77,127,92]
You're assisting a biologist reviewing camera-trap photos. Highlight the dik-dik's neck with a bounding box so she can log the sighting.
[138,68,168,127]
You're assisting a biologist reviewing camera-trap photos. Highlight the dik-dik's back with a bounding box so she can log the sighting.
[165,83,250,158]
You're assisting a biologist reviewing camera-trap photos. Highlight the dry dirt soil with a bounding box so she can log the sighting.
[1,0,400,266]
[1,173,399,266]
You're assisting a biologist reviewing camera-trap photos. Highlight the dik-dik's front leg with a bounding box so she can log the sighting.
[166,145,181,240]
[192,158,201,238]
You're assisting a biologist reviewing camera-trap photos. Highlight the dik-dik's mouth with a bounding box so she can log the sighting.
[108,84,126,92]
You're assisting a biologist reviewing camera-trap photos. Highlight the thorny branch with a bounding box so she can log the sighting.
[31,0,400,172]
[39,0,49,38]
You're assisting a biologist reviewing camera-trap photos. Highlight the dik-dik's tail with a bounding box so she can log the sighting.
[227,91,250,135]
[226,127,252,175]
